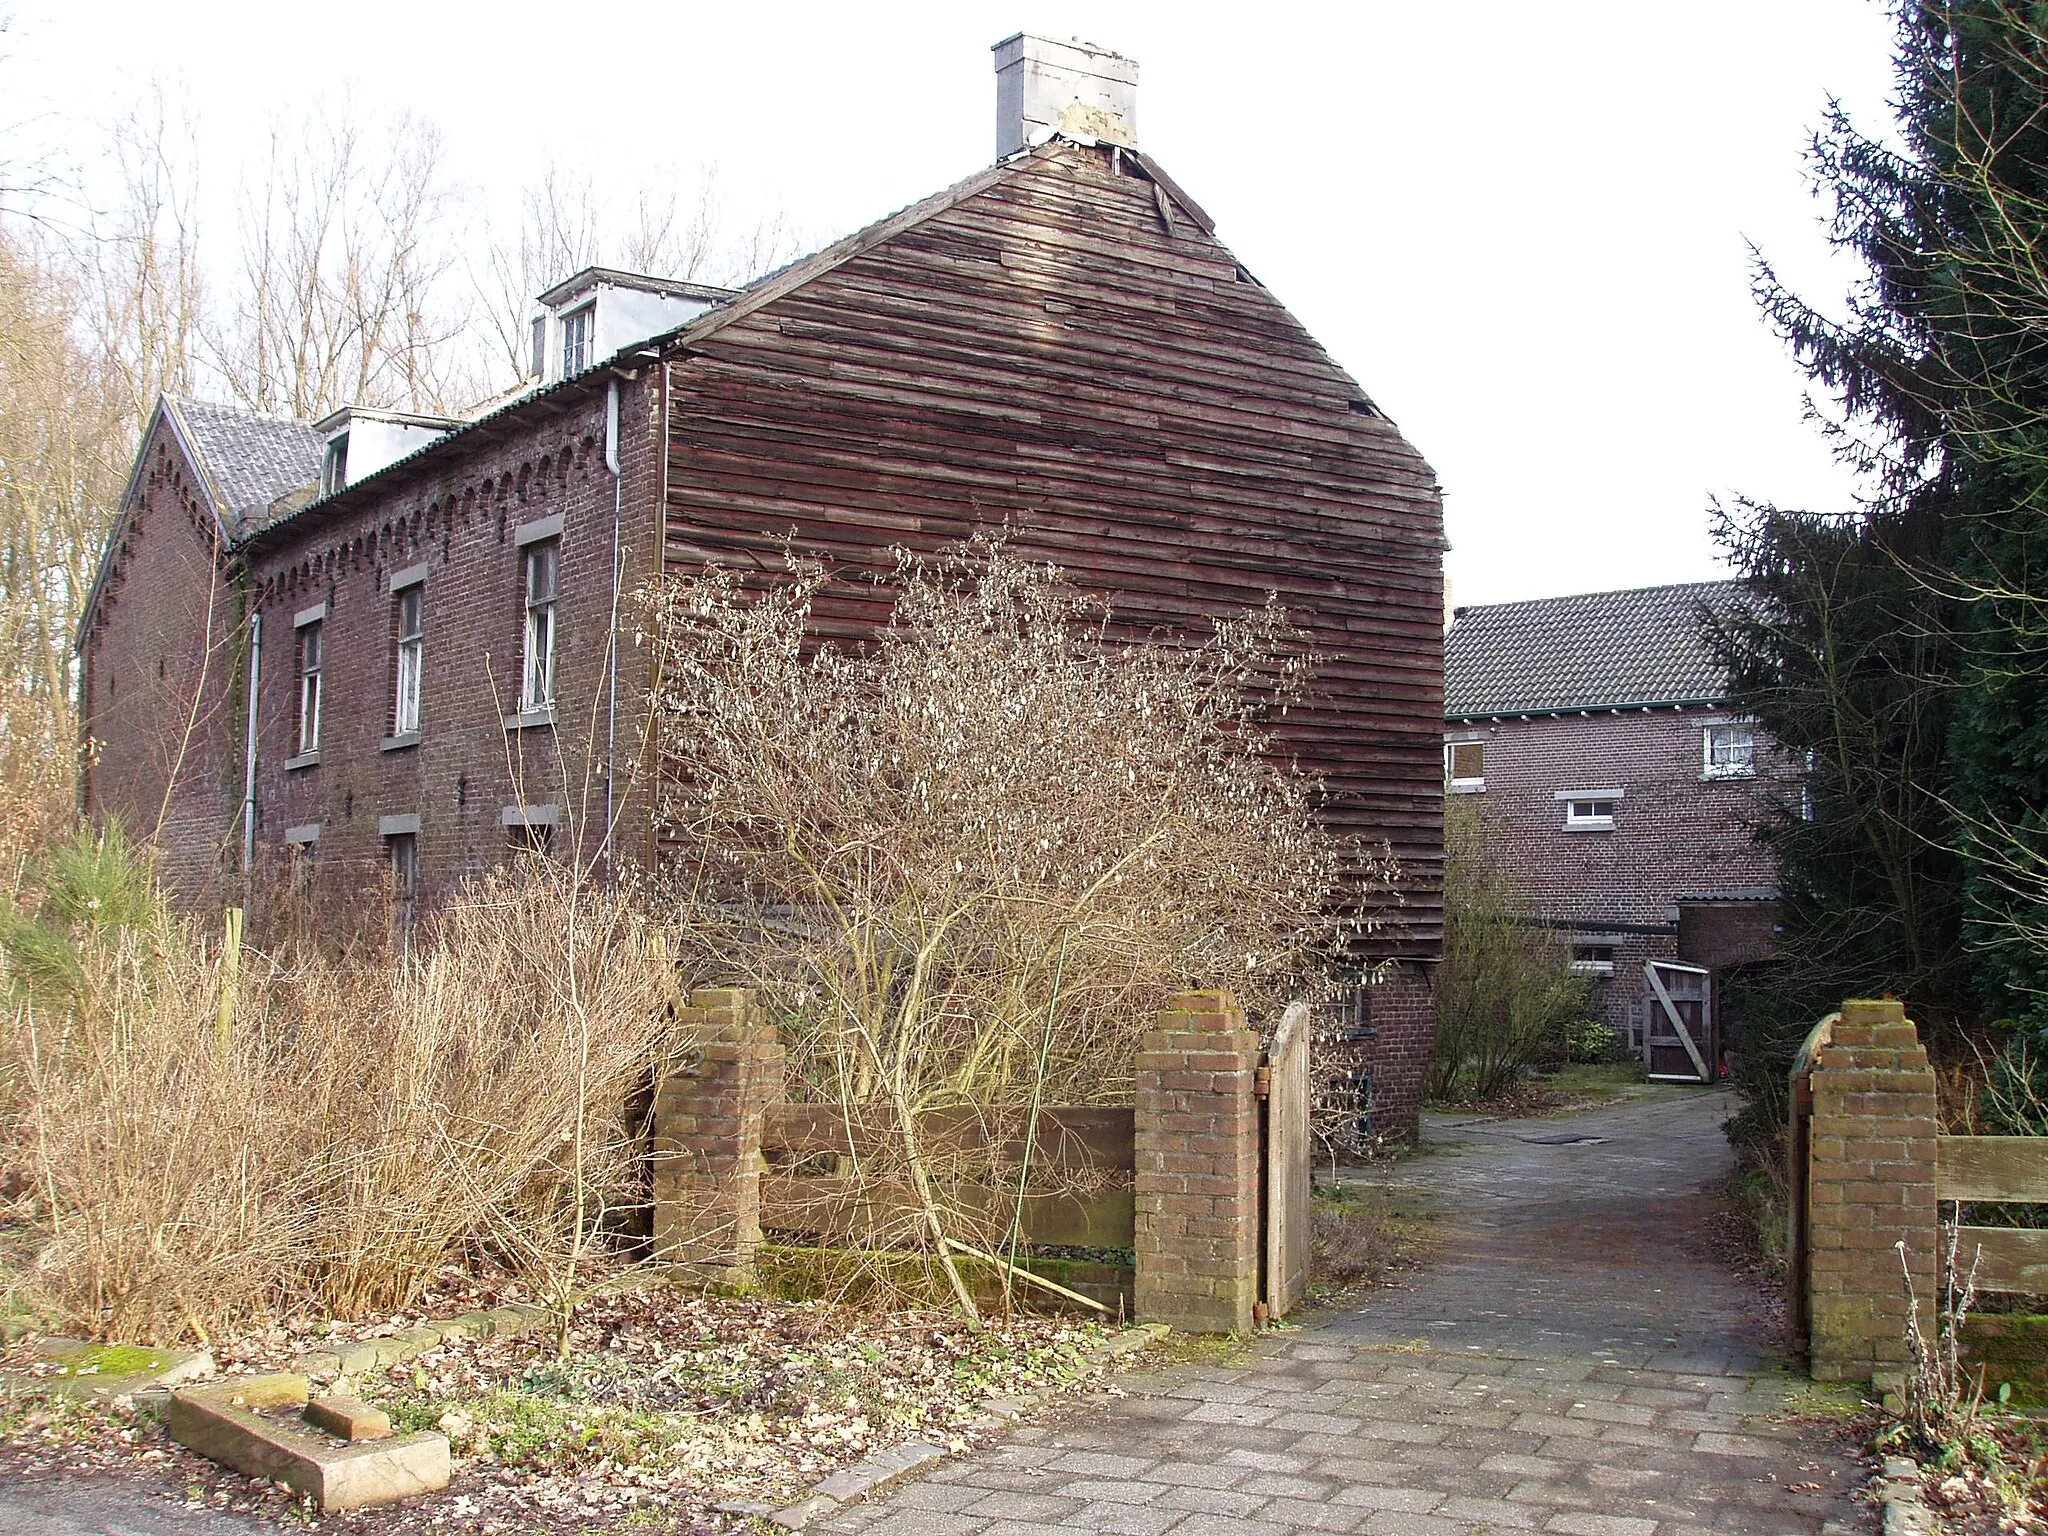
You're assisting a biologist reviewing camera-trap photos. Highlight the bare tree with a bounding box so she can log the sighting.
[77,84,205,425]
[476,161,800,388]
[210,106,474,419]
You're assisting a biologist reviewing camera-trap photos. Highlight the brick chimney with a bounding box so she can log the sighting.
[992,34,1138,159]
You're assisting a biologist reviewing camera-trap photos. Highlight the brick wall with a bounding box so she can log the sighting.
[1132,990,1262,1335]
[241,371,665,938]
[1448,707,1793,1038]
[1803,998,1937,1383]
[80,417,245,905]
[1359,960,1434,1143]
[650,988,784,1276]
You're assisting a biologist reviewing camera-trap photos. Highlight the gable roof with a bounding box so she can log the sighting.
[247,138,1308,549]
[1445,579,1751,718]
[168,397,323,534]
[76,396,324,653]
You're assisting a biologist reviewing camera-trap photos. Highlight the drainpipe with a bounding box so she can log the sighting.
[241,611,261,907]
[603,379,622,888]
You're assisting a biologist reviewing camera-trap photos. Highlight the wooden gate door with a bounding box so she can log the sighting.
[1643,961,1716,1083]
[1263,1001,1312,1319]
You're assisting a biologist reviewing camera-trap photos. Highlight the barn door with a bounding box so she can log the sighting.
[1643,961,1715,1083]
[1262,1001,1313,1319]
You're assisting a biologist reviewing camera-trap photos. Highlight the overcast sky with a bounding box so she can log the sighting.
[6,0,1899,607]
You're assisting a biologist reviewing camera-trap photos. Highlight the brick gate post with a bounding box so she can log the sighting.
[1133,989,1262,1334]
[1806,997,1939,1383]
[651,987,783,1278]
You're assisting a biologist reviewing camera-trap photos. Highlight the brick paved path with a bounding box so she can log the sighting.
[818,1089,1871,1536]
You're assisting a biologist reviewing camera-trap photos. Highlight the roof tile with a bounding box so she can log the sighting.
[1445,580,1750,717]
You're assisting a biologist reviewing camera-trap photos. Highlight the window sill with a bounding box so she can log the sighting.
[503,706,555,731]
[284,751,321,772]
[1562,820,1614,833]
[1447,779,1486,794]
[1701,767,1756,782]
[381,732,421,753]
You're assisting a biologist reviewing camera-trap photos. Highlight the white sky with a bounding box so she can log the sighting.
[6,0,1899,607]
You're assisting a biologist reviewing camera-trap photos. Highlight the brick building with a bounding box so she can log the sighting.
[1443,581,1796,1072]
[78,37,1447,1135]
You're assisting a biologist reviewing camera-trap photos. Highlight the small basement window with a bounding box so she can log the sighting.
[1445,740,1485,792]
[1704,722,1757,779]
[1561,792,1619,830]
[1571,944,1616,977]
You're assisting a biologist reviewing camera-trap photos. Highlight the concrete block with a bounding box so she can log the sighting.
[166,1373,449,1511]
[305,1394,392,1441]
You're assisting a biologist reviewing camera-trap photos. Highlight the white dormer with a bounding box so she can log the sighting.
[528,268,738,384]
[314,407,466,495]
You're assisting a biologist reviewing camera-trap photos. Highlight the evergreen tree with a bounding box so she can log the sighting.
[1716,0,2048,1124]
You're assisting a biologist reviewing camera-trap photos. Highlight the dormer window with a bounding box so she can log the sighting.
[561,305,594,376]
[321,433,349,496]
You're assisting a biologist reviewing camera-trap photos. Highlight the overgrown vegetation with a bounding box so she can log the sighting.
[646,543,1390,1307]
[1427,796,1590,1104]
[0,833,685,1345]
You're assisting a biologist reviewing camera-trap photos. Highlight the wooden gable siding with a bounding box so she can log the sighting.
[660,145,1445,952]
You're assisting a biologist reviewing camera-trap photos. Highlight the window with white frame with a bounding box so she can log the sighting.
[1570,943,1616,976]
[393,585,423,735]
[296,620,323,755]
[1445,739,1485,791]
[1704,721,1756,779]
[561,305,593,376]
[320,434,349,496]
[522,539,558,711]
[1560,790,1619,830]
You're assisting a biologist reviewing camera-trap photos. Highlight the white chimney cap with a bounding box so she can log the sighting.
[992,34,1138,160]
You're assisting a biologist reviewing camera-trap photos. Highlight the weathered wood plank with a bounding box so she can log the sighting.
[760,1177,1136,1248]
[1957,1225,2048,1293]
[761,1105,1134,1172]
[1940,1137,2048,1204]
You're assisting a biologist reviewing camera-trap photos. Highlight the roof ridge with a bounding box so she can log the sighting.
[1455,577,1746,614]
[167,392,318,430]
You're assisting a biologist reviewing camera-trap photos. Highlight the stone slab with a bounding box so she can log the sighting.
[165,1373,448,1511]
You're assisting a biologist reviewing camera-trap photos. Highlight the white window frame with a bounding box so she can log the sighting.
[1570,942,1617,977]
[393,584,423,736]
[296,617,323,756]
[320,433,349,496]
[560,303,594,377]
[1557,788,1621,831]
[1444,739,1485,793]
[521,538,558,711]
[1702,721,1757,780]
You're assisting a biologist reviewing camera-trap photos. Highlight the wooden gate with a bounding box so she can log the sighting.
[1261,1000,1312,1319]
[1643,960,1716,1083]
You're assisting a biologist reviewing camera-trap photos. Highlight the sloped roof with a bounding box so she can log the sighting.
[167,397,323,532]
[1445,580,1751,718]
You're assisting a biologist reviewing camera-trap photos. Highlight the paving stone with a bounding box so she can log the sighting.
[1063,1502,1186,1535]
[810,1093,1870,1536]
[1544,1516,1658,1536]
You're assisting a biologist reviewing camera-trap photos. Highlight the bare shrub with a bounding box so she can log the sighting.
[1428,796,1589,1104]
[3,864,684,1344]
[645,541,1389,1309]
